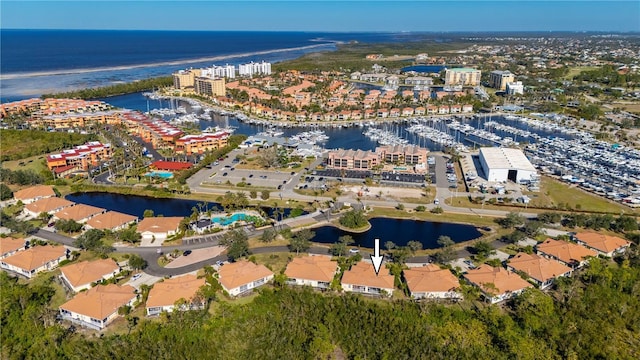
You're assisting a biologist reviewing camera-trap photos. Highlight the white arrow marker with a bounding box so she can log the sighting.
[370,238,384,276]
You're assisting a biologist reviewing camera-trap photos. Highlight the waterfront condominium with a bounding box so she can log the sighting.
[194,77,226,97]
[238,61,272,77]
[201,64,236,79]
[444,68,481,87]
[489,70,515,90]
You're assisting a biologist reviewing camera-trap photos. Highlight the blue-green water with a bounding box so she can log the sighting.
[212,213,249,226]
[145,171,173,179]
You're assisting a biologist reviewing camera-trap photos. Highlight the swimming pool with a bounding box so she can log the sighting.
[211,213,248,226]
[145,171,173,179]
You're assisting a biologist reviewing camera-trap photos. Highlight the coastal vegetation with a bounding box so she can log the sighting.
[0,129,95,161]
[41,76,173,99]
[2,249,640,359]
[273,41,471,72]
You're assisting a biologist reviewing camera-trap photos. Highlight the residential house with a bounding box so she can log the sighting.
[1,245,67,278]
[136,217,183,243]
[284,255,337,290]
[402,107,414,117]
[426,105,438,115]
[59,284,137,330]
[403,264,462,300]
[463,265,533,303]
[0,237,26,259]
[414,107,426,115]
[13,185,56,204]
[389,108,401,117]
[60,258,120,292]
[450,105,462,113]
[506,253,573,289]
[341,261,395,297]
[52,204,105,223]
[146,274,207,315]
[378,109,389,118]
[217,260,274,296]
[573,232,632,257]
[23,197,75,218]
[85,211,138,231]
[535,238,597,269]
[462,104,474,113]
[438,105,450,114]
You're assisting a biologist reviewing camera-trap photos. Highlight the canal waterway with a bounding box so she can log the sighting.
[311,217,481,249]
[65,192,301,219]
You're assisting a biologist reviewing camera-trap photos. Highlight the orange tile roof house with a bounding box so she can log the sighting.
[506,253,573,289]
[136,216,183,244]
[53,204,105,223]
[284,255,338,290]
[463,265,533,304]
[146,274,207,315]
[60,258,120,292]
[218,260,274,296]
[24,197,75,218]
[0,237,26,259]
[85,211,138,231]
[573,232,632,257]
[13,185,56,204]
[403,264,462,300]
[0,245,67,278]
[341,261,395,297]
[535,238,597,269]
[59,284,137,330]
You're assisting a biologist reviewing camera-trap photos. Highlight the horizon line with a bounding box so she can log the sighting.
[2,28,640,34]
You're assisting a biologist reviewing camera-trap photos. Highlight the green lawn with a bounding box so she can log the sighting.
[1,155,49,173]
[250,252,293,274]
[367,206,498,227]
[534,177,633,213]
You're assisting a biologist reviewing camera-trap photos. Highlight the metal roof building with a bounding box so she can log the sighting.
[478,147,537,183]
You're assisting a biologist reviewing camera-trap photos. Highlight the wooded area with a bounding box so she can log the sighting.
[0,129,95,161]
[41,76,173,100]
[2,248,639,359]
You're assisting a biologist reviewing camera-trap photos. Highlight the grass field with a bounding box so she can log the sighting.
[250,252,293,273]
[2,154,49,173]
[564,66,598,80]
[367,207,498,227]
[446,177,635,214]
[532,177,633,213]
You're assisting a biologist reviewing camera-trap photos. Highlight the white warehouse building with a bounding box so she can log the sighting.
[478,147,537,183]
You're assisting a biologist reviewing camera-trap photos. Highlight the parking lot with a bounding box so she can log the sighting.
[206,165,296,190]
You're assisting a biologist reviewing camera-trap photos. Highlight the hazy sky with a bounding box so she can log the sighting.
[2,1,639,32]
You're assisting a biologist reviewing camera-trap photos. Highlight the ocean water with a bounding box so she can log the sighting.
[0,30,439,101]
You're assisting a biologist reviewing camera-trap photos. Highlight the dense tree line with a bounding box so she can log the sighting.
[0,168,48,186]
[41,77,173,100]
[2,249,640,359]
[0,129,95,161]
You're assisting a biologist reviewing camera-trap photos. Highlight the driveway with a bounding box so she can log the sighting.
[165,246,225,268]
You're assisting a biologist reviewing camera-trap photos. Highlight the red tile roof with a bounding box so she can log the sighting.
[149,161,192,171]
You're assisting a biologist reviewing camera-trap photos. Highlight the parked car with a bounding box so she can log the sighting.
[132,274,142,281]
[349,248,360,254]
[183,250,192,256]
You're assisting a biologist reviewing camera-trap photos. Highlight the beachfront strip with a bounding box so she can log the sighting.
[0,228,633,330]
